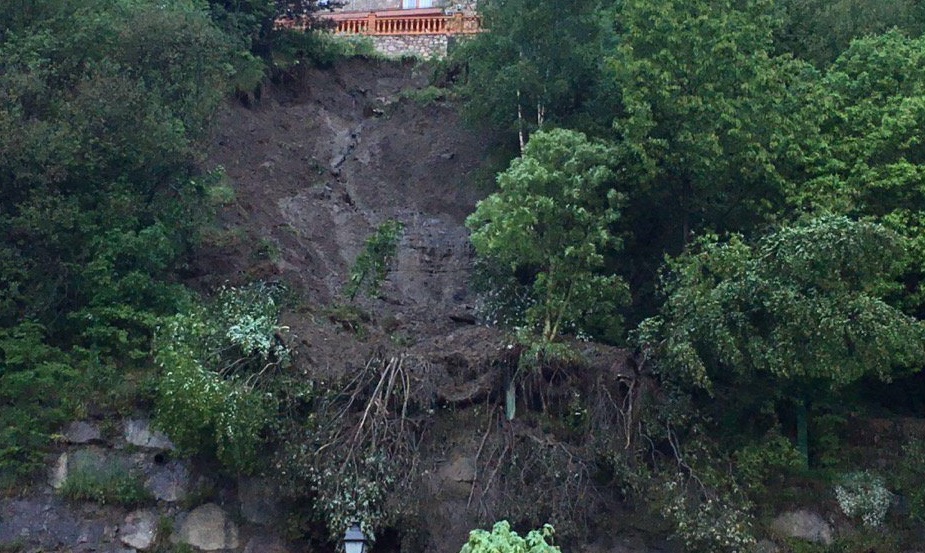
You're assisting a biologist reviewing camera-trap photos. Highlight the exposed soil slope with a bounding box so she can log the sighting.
[0,58,676,553]
[199,59,486,314]
[194,60,677,553]
[193,58,505,381]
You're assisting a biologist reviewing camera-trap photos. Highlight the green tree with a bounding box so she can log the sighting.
[773,0,925,66]
[454,0,607,150]
[608,0,808,249]
[639,216,925,464]
[789,32,925,316]
[467,129,629,344]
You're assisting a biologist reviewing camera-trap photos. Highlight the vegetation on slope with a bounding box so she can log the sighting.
[454,0,925,549]
[4,0,925,551]
[0,0,332,486]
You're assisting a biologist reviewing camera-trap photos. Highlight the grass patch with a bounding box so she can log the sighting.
[59,452,151,507]
[324,303,371,337]
[399,85,451,106]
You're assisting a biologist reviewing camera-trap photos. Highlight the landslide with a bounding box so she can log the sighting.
[194,58,498,378]
[190,58,672,553]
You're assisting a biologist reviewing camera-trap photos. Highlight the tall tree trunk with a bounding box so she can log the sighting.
[517,88,526,154]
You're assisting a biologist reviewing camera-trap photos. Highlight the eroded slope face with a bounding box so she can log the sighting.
[199,59,494,336]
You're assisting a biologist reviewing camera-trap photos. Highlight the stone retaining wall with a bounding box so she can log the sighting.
[370,33,449,58]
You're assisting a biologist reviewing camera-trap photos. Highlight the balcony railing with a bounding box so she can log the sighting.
[276,11,481,36]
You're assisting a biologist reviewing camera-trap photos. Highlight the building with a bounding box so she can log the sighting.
[280,0,480,58]
[336,1,476,14]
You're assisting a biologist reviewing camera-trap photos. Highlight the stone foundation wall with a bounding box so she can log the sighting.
[339,0,468,11]
[370,33,449,58]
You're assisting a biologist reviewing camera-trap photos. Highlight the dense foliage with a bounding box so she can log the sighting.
[461,0,925,390]
[5,0,925,549]
[0,0,264,484]
[467,129,628,344]
[459,0,925,548]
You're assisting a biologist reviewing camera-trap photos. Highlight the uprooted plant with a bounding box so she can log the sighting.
[346,220,404,302]
[154,282,289,473]
[273,354,435,541]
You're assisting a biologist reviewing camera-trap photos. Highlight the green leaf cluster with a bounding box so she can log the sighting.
[642,216,925,392]
[467,129,628,344]
[0,0,263,483]
[459,521,559,553]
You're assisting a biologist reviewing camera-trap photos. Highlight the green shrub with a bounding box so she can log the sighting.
[460,521,559,553]
[271,30,380,69]
[399,86,450,106]
[735,430,803,493]
[895,439,925,522]
[59,452,151,507]
[324,303,370,335]
[309,454,395,542]
[0,323,76,487]
[202,167,236,207]
[657,473,756,553]
[346,220,404,301]
[834,471,893,528]
[216,283,290,363]
[154,283,286,474]
[155,329,270,473]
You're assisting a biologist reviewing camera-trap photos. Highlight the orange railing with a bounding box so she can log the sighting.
[276,12,481,35]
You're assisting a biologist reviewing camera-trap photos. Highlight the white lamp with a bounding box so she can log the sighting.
[343,523,368,553]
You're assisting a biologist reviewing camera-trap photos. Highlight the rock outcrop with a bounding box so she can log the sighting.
[174,503,240,551]
[770,510,834,545]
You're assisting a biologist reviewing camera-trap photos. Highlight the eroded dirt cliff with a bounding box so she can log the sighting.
[0,58,676,553]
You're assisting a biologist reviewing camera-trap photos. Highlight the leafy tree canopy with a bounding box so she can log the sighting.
[607,0,811,248]
[640,216,925,393]
[467,129,629,344]
[453,0,607,146]
[773,0,925,66]
[782,32,925,315]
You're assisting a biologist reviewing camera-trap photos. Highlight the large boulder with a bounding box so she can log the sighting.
[0,497,107,551]
[174,503,239,551]
[50,447,112,490]
[64,421,102,444]
[124,419,175,450]
[436,455,476,499]
[752,540,781,553]
[145,460,190,502]
[770,510,833,545]
[121,510,159,551]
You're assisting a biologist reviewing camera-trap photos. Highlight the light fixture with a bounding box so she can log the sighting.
[343,523,368,553]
